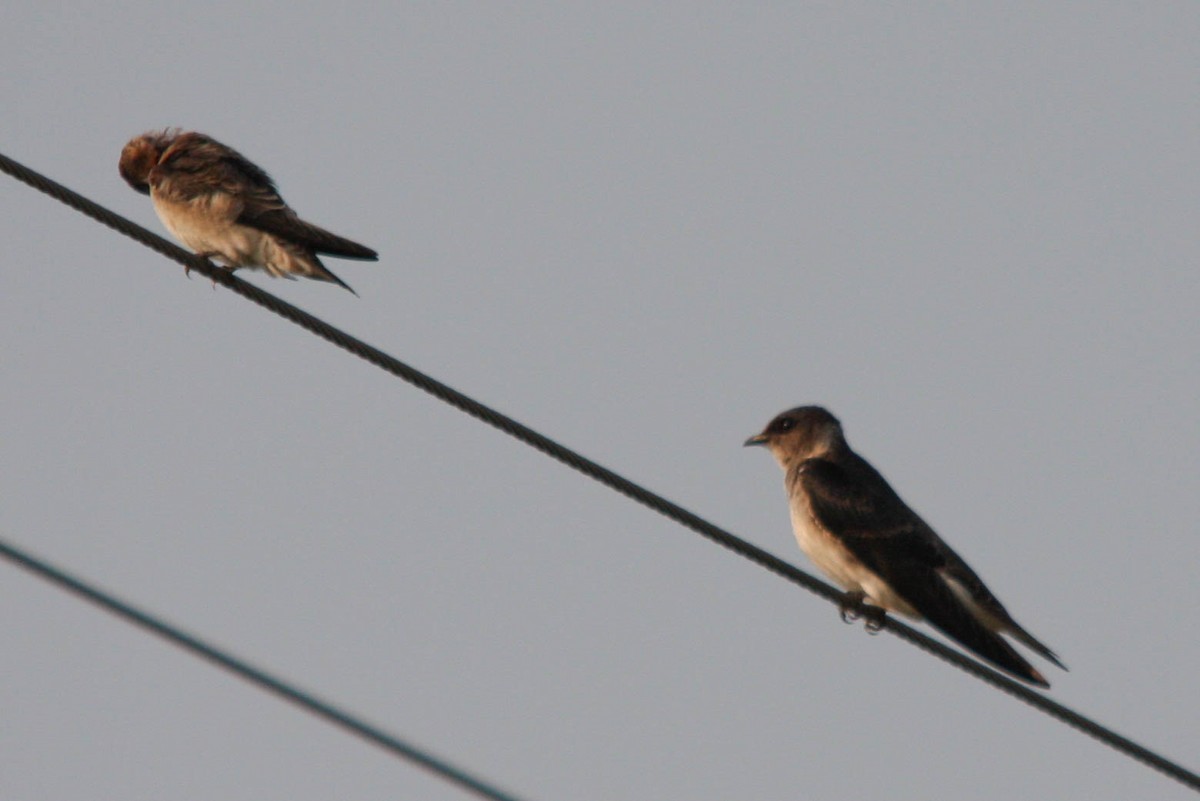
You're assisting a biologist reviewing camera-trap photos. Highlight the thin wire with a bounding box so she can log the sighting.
[3,149,1199,794]
[0,536,531,801]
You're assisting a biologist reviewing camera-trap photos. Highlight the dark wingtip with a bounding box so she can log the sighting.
[1026,667,1050,689]
[307,238,376,261]
[914,597,1057,689]
[1009,623,1069,673]
[334,243,378,262]
[308,229,377,261]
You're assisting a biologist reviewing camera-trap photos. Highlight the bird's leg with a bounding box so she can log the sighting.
[839,590,888,634]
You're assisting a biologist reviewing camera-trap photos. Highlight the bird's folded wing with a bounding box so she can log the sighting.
[799,458,1047,686]
[238,205,378,260]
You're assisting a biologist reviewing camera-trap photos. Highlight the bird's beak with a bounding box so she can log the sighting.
[744,433,769,447]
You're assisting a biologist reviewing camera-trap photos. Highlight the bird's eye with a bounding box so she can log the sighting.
[777,418,796,432]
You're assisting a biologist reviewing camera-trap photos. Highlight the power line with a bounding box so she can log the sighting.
[0,535,532,801]
[3,149,1199,794]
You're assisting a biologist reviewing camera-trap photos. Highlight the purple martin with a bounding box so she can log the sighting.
[746,405,1066,687]
[119,129,376,293]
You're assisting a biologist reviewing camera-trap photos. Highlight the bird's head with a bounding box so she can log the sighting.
[744,405,845,468]
[118,129,178,194]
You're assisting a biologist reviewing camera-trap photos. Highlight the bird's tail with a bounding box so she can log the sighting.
[903,574,1052,687]
[304,254,357,295]
[268,240,357,294]
[1005,622,1068,672]
[925,605,1052,687]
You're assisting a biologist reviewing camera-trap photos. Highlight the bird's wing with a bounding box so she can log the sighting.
[937,546,1066,670]
[150,133,273,207]
[153,134,377,260]
[799,457,1048,686]
[238,204,378,260]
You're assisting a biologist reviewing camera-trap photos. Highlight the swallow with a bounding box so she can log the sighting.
[119,129,377,293]
[746,405,1066,687]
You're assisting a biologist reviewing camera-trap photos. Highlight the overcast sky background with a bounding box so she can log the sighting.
[2,4,1197,800]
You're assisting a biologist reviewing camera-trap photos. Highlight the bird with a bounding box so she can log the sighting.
[119,129,377,293]
[745,405,1065,687]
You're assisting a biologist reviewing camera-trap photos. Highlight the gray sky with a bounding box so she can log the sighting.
[2,4,1198,799]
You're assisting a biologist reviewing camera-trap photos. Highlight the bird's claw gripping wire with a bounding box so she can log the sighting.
[185,252,218,278]
[839,590,887,634]
[185,253,229,290]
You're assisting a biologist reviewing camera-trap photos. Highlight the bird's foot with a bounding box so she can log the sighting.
[862,607,887,634]
[839,590,867,623]
[185,251,219,279]
[839,590,887,634]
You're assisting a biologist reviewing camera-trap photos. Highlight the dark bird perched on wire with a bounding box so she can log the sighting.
[119,129,377,293]
[746,405,1066,687]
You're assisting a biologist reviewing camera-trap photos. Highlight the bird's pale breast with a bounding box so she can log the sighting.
[788,500,920,618]
[152,193,267,268]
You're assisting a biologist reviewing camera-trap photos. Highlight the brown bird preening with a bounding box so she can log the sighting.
[119,129,377,293]
[746,405,1066,687]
